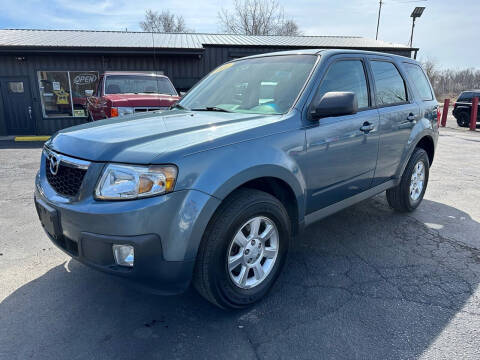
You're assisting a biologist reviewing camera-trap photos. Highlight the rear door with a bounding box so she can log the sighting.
[403,61,439,134]
[304,55,380,213]
[367,57,419,186]
[0,77,34,134]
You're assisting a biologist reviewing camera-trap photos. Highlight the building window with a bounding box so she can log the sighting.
[38,71,99,118]
[8,81,24,93]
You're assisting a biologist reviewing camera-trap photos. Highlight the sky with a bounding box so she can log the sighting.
[0,0,476,69]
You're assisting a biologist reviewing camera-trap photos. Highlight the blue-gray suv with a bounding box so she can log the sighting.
[35,49,439,309]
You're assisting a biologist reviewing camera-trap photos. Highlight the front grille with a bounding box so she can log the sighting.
[45,156,87,197]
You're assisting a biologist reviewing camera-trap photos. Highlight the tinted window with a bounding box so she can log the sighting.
[314,60,369,109]
[458,92,473,102]
[404,63,433,101]
[371,61,407,106]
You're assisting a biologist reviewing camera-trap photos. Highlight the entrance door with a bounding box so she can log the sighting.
[0,78,34,135]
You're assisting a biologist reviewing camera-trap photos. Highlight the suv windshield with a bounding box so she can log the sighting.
[105,75,177,96]
[179,55,317,114]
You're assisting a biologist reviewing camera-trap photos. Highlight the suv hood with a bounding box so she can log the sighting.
[47,110,286,164]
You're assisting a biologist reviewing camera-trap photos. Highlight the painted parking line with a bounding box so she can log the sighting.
[14,136,50,142]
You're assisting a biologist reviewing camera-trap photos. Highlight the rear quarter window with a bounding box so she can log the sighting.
[404,63,433,101]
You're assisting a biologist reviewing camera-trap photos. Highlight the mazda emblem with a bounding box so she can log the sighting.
[49,154,60,175]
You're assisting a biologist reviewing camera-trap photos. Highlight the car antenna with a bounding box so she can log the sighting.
[151,31,160,95]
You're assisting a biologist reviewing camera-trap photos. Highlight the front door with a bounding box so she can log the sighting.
[0,77,34,135]
[303,57,379,214]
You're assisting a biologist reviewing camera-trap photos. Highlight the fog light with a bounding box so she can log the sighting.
[112,245,134,267]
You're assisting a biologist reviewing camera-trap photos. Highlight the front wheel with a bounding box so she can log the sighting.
[193,188,291,309]
[386,148,430,213]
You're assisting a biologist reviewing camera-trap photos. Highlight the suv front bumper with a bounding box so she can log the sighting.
[34,158,220,294]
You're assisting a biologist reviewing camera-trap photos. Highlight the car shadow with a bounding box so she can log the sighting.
[1,197,479,359]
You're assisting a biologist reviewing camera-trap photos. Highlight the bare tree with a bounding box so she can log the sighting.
[421,59,480,101]
[140,10,192,33]
[218,0,302,36]
[422,59,438,84]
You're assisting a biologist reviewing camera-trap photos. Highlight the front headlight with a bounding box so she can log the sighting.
[111,107,135,117]
[95,164,177,200]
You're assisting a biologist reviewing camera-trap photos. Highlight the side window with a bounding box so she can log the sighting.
[370,61,407,106]
[404,63,433,101]
[314,60,369,109]
[458,92,473,102]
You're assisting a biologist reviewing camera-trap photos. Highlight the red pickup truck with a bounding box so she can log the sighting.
[85,72,180,121]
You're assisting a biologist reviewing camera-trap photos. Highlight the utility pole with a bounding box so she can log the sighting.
[376,0,383,40]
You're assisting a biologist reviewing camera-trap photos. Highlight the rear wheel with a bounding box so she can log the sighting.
[456,111,470,127]
[193,188,291,309]
[386,148,429,213]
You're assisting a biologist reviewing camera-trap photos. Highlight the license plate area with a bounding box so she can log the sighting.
[35,197,61,239]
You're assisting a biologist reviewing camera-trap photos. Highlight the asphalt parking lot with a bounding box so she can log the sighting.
[1,125,480,359]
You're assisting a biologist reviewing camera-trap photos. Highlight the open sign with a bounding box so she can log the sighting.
[73,73,98,85]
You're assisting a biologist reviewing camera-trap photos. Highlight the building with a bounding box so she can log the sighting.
[0,29,417,136]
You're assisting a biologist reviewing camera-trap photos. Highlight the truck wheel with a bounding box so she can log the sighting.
[456,112,470,127]
[386,148,430,213]
[193,188,291,309]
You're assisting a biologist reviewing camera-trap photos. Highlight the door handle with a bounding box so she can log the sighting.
[360,122,375,133]
[407,113,416,122]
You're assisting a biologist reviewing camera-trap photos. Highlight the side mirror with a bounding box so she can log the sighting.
[310,91,358,120]
[85,89,94,97]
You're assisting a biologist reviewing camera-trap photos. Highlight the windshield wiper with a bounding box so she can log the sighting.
[191,106,232,113]
[171,103,189,110]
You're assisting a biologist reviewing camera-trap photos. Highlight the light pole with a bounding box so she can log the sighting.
[409,6,425,47]
[376,0,383,40]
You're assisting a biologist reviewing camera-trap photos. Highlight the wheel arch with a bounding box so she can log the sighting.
[415,135,435,166]
[210,165,306,235]
[397,131,436,181]
[225,176,301,236]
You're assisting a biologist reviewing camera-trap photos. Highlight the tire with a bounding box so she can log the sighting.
[193,188,291,309]
[386,148,430,213]
[456,112,470,127]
